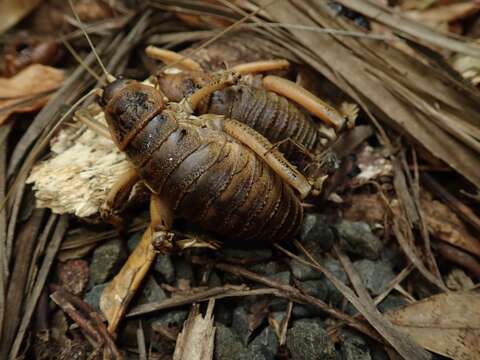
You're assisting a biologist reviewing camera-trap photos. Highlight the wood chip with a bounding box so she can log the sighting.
[173,300,216,360]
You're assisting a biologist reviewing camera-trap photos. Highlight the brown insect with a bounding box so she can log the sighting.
[145,46,350,176]
[95,72,321,333]
[63,7,321,335]
[100,73,314,246]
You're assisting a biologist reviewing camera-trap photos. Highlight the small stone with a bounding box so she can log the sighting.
[271,271,291,285]
[299,213,335,251]
[249,326,278,360]
[353,260,395,296]
[84,283,108,312]
[377,294,407,313]
[136,276,168,305]
[341,331,372,360]
[215,301,234,326]
[269,298,289,312]
[248,261,281,276]
[232,306,252,345]
[215,325,251,360]
[336,220,382,259]
[322,258,348,307]
[151,309,188,333]
[292,279,329,318]
[286,319,337,360]
[299,279,329,300]
[174,258,194,288]
[154,254,175,283]
[127,231,142,252]
[370,344,390,360]
[290,254,322,281]
[89,239,127,285]
[58,259,89,295]
[208,270,222,287]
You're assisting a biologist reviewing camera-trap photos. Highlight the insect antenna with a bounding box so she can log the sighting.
[68,0,115,83]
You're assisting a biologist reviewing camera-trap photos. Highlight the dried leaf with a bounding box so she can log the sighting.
[451,51,480,86]
[0,0,42,34]
[353,145,393,185]
[0,64,64,125]
[58,259,89,295]
[421,195,480,257]
[343,192,388,224]
[385,292,480,359]
[173,300,215,360]
[405,3,480,32]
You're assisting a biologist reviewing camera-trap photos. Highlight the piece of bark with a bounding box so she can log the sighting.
[26,104,129,218]
[173,299,216,360]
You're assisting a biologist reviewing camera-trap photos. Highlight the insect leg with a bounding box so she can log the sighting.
[262,75,346,130]
[213,117,313,199]
[145,46,203,71]
[100,167,140,228]
[231,59,290,74]
[188,72,241,112]
[75,108,111,138]
[100,194,174,334]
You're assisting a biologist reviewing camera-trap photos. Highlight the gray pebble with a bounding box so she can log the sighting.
[300,213,335,251]
[341,331,372,360]
[214,325,251,360]
[84,283,108,312]
[353,259,395,296]
[249,326,278,360]
[154,254,175,284]
[336,220,382,259]
[89,239,127,285]
[286,319,337,360]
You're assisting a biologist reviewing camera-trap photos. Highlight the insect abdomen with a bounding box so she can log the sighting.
[103,81,303,245]
[209,85,320,158]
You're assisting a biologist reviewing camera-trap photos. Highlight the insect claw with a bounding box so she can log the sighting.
[309,175,328,197]
[175,238,222,251]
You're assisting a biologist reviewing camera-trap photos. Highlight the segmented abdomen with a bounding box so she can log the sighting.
[131,114,302,245]
[208,85,320,159]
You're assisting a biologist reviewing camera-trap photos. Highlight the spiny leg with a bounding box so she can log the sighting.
[262,75,346,131]
[145,46,203,72]
[201,116,313,199]
[100,194,175,334]
[100,167,140,228]
[231,59,290,75]
[187,71,241,112]
[74,107,111,139]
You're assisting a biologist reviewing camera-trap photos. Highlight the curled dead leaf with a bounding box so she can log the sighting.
[0,0,42,34]
[421,194,480,257]
[385,292,480,360]
[0,64,64,125]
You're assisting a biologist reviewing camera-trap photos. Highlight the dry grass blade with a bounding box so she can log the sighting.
[9,215,68,360]
[0,209,45,359]
[337,0,480,57]
[0,124,11,343]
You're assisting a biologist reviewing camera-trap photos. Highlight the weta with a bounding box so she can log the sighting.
[95,72,322,333]
[53,5,334,336]
[145,45,352,176]
[100,74,311,246]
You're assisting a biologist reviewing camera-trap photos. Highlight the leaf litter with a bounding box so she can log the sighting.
[1,1,480,360]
